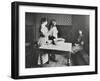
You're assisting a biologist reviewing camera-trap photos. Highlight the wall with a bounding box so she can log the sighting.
[72,15,89,33]
[26,13,72,42]
[0,0,99,81]
[26,13,72,41]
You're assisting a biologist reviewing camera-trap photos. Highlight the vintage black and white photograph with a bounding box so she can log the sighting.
[11,2,97,79]
[25,13,90,68]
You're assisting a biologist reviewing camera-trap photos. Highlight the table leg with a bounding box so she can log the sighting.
[67,52,72,66]
[40,52,43,65]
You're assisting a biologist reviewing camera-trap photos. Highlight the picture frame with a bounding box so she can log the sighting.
[11,1,98,79]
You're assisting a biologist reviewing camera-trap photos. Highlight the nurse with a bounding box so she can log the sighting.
[38,18,49,65]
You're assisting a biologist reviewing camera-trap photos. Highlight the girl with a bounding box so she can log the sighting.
[48,19,58,41]
[48,19,58,62]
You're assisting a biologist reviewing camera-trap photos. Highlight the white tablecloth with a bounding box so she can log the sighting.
[39,43,72,52]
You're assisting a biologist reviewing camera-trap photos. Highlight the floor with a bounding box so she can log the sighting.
[41,53,89,67]
[43,55,68,67]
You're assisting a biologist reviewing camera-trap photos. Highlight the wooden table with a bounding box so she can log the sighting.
[38,43,72,66]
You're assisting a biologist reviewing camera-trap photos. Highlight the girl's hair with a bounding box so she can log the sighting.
[48,19,56,30]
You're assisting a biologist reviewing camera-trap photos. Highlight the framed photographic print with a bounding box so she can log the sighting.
[11,1,98,79]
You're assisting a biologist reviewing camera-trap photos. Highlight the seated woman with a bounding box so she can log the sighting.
[38,18,49,65]
[72,29,89,65]
[72,30,84,53]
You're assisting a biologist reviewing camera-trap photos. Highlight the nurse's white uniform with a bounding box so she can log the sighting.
[38,25,49,65]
